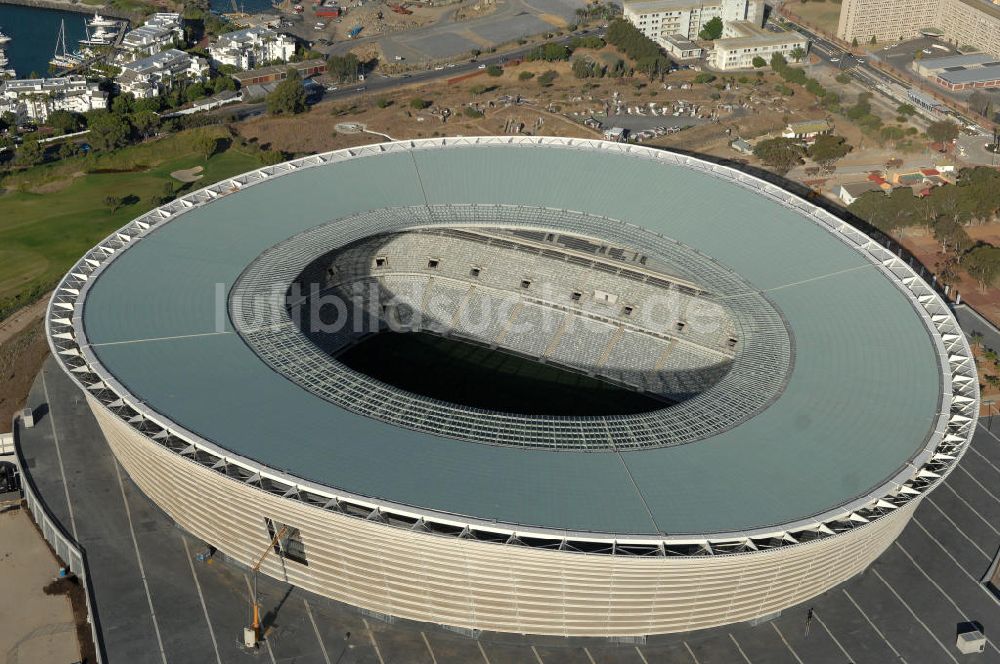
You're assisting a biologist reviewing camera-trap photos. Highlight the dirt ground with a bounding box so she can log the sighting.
[0,509,81,664]
[0,318,48,435]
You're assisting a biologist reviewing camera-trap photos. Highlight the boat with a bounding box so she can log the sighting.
[87,13,119,29]
[0,50,14,79]
[0,28,11,46]
[50,20,85,69]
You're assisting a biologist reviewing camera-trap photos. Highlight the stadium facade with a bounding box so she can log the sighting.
[48,137,977,637]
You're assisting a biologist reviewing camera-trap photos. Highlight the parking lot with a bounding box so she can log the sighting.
[14,345,1000,663]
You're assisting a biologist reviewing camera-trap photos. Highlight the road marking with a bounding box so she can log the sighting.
[939,483,1000,536]
[40,370,77,539]
[683,641,701,664]
[180,537,221,664]
[813,613,853,662]
[636,645,650,664]
[924,496,992,558]
[956,464,1000,508]
[966,439,1000,477]
[770,623,804,664]
[477,640,492,664]
[421,631,437,664]
[363,618,386,664]
[532,645,545,663]
[242,574,276,663]
[872,567,959,664]
[112,460,167,664]
[910,517,1000,603]
[894,543,1000,655]
[304,600,332,664]
[583,646,597,664]
[842,589,908,663]
[728,634,752,663]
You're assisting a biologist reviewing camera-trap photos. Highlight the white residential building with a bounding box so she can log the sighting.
[0,76,107,123]
[707,21,809,70]
[117,49,208,99]
[120,13,185,60]
[208,27,296,71]
[623,0,762,42]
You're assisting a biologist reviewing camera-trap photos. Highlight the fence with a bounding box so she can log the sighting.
[12,415,104,663]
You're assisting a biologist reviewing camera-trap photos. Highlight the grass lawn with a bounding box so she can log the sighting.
[0,131,263,317]
[787,0,843,36]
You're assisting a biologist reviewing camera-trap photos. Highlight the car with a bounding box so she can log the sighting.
[856,58,865,63]
[434,65,444,70]
[447,63,456,68]
[922,48,932,54]
[394,55,404,61]
[326,85,339,91]
[478,64,486,69]
[830,57,840,62]
[355,86,366,91]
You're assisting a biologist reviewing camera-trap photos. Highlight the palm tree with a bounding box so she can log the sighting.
[789,47,806,63]
[970,330,983,350]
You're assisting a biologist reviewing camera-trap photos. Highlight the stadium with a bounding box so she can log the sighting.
[47,137,977,637]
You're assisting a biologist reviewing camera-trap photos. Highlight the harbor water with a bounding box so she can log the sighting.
[0,4,88,78]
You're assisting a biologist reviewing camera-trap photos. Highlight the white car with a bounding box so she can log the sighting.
[478,64,487,69]
[922,48,932,54]
[830,57,840,62]
[856,58,865,63]
[434,65,444,70]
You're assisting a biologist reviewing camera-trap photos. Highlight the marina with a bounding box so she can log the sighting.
[0,5,87,76]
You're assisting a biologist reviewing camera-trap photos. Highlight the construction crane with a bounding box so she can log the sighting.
[243,525,288,648]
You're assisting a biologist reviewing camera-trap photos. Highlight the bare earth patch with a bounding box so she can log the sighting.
[170,165,205,183]
[0,509,81,664]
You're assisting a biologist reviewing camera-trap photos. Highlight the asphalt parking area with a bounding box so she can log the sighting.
[14,352,1000,663]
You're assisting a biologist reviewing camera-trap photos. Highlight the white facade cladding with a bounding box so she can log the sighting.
[208,27,296,70]
[0,76,107,122]
[119,13,184,60]
[116,48,208,99]
[47,137,978,637]
[623,0,762,41]
[708,21,809,70]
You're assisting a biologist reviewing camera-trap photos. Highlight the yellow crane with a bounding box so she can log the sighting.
[243,525,288,648]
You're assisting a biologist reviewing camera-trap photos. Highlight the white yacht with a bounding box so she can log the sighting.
[0,28,11,46]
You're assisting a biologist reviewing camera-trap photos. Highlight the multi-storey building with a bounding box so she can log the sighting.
[119,13,185,60]
[208,27,296,71]
[836,0,1000,57]
[623,0,762,42]
[708,21,809,70]
[0,76,107,123]
[117,49,208,99]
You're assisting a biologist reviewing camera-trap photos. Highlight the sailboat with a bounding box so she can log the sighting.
[0,27,11,46]
[50,19,85,69]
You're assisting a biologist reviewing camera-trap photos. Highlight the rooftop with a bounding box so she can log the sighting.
[76,141,945,538]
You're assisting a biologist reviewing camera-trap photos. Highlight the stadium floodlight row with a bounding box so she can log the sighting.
[47,137,977,637]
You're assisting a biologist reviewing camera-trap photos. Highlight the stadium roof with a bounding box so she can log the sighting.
[77,139,947,537]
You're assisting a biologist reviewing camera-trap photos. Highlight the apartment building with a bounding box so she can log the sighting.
[837,0,1000,57]
[117,49,208,99]
[708,21,809,70]
[120,13,184,60]
[0,76,107,123]
[208,27,296,71]
[623,0,762,42]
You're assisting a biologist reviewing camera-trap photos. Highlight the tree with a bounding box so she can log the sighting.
[376,97,391,108]
[409,98,431,109]
[87,111,132,151]
[926,120,959,146]
[869,35,877,44]
[970,330,984,350]
[267,69,307,115]
[327,53,361,82]
[46,110,83,135]
[770,52,788,70]
[486,64,503,77]
[537,70,558,87]
[752,137,806,174]
[104,195,123,214]
[851,37,859,47]
[194,132,219,160]
[463,106,484,118]
[693,73,716,84]
[518,71,534,81]
[932,217,972,257]
[879,125,906,145]
[752,56,767,68]
[525,43,570,61]
[698,17,723,41]
[965,245,1000,291]
[58,141,80,160]
[807,134,850,169]
[789,46,806,63]
[131,110,160,139]
[15,136,44,167]
[896,103,916,117]
[111,93,135,116]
